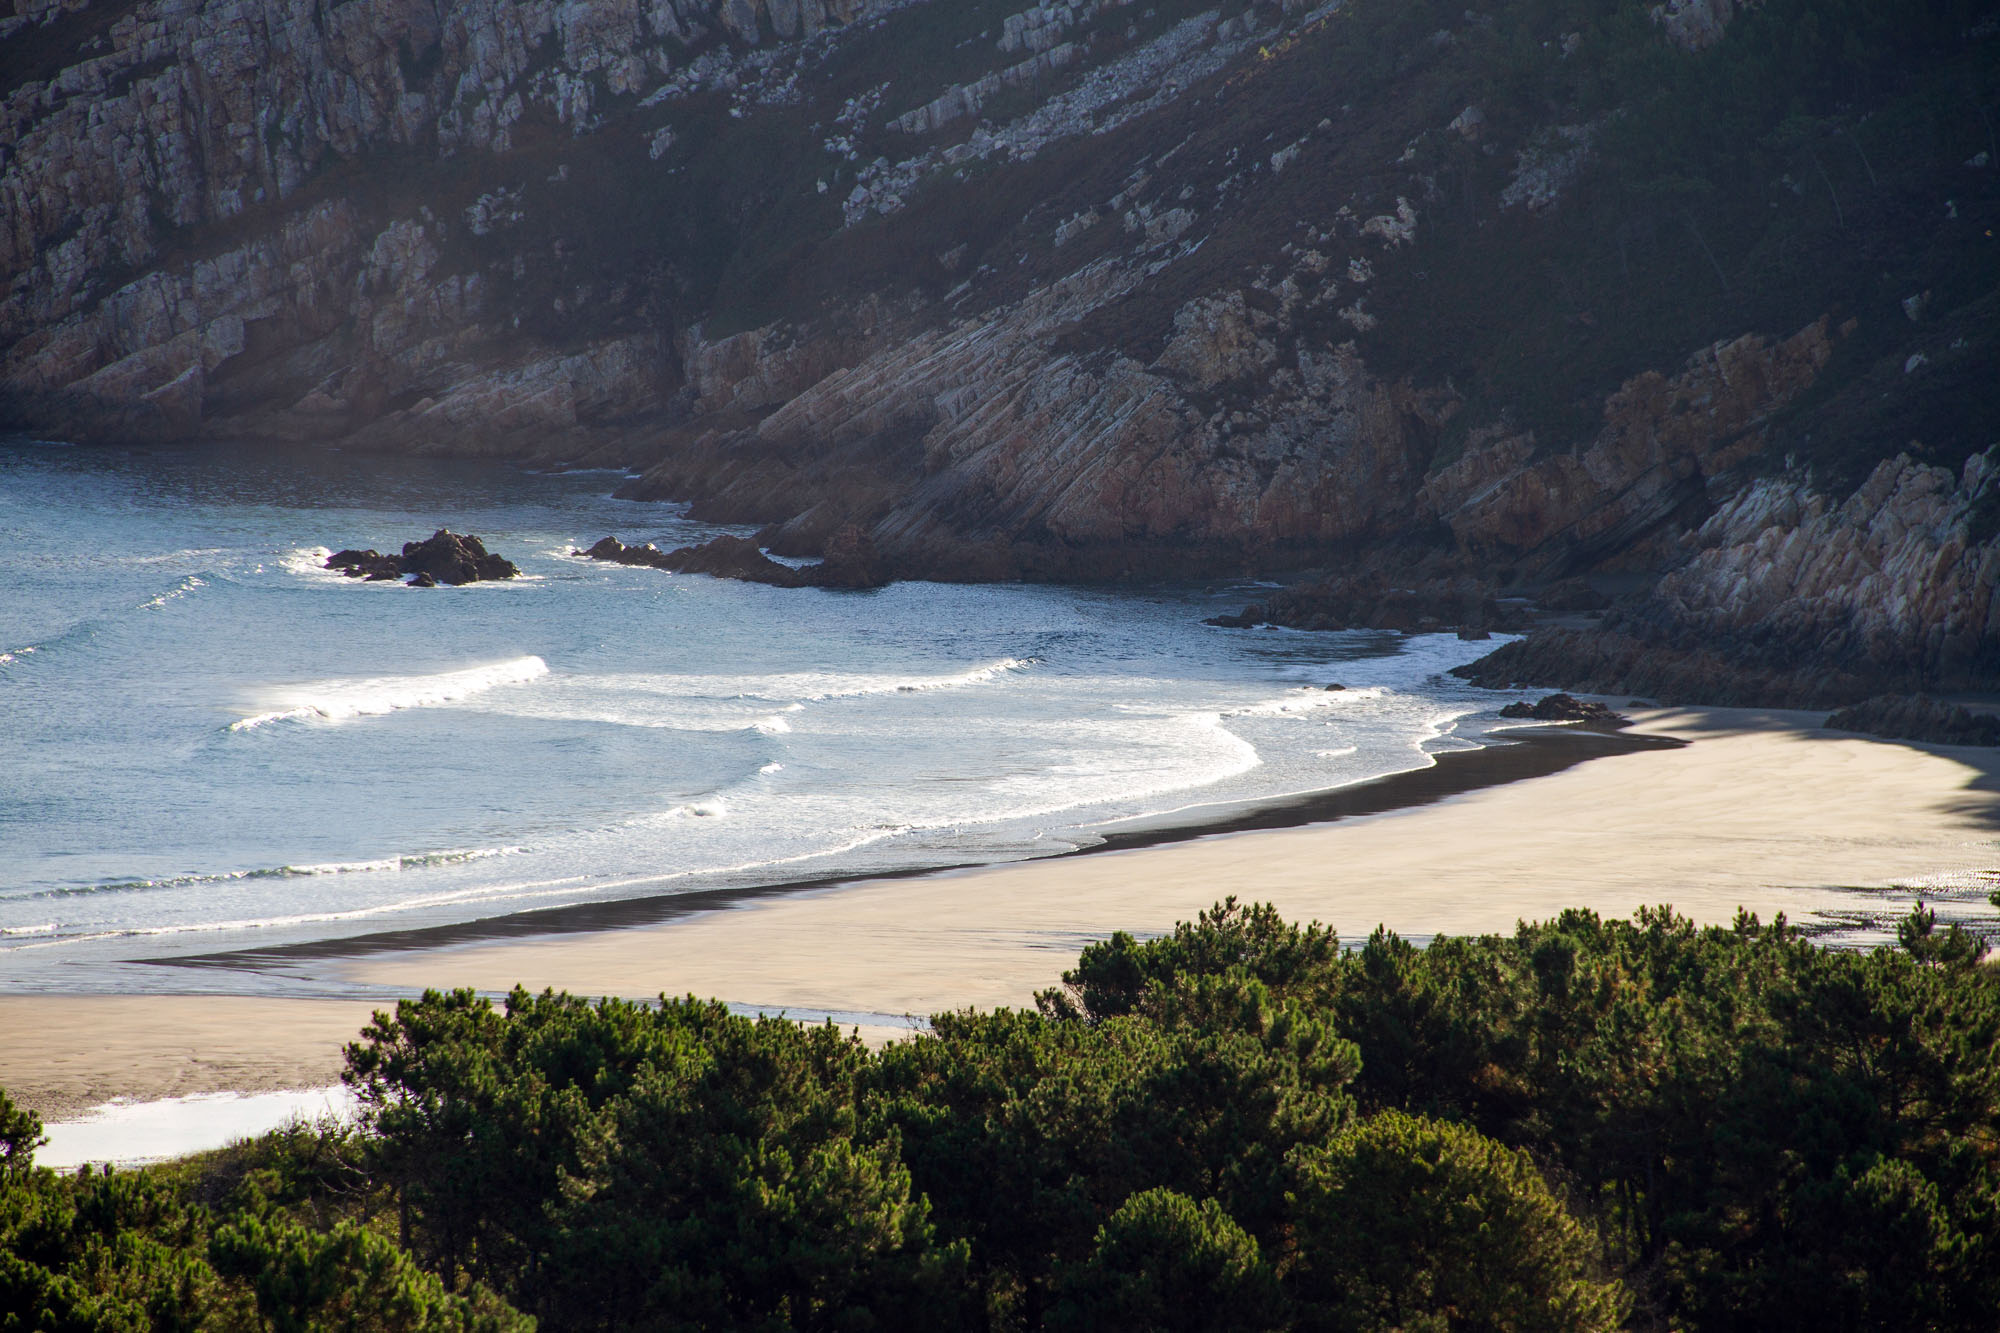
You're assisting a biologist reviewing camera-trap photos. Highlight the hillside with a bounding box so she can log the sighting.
[4,0,1999,701]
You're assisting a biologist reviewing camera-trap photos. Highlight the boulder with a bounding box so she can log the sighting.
[1498,692,1630,727]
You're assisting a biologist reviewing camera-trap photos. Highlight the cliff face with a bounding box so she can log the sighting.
[1454,450,2000,707]
[2,0,896,450]
[5,0,1999,701]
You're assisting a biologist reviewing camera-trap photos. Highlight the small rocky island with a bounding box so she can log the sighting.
[325,530,520,586]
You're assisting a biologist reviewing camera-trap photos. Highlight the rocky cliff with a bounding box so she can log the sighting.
[5,0,1999,704]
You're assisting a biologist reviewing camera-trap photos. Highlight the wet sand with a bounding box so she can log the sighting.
[7,706,1999,1119]
[329,708,2000,1020]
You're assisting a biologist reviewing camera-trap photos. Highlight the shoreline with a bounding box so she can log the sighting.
[150,722,1671,975]
[6,707,1998,1123]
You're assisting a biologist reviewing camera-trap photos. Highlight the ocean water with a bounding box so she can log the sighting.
[0,436,1512,992]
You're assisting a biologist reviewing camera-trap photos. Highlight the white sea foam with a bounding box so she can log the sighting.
[1221,685,1384,719]
[664,801,730,820]
[38,846,527,900]
[230,656,550,730]
[595,658,1037,706]
[280,546,344,579]
[60,875,607,942]
[490,660,1023,734]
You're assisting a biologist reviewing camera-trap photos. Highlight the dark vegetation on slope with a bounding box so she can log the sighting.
[17,0,1992,489]
[678,0,2000,482]
[6,898,2000,1330]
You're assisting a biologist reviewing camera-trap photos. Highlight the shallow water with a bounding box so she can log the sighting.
[0,436,1512,992]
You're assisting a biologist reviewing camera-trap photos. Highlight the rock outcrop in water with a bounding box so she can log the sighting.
[577,529,886,589]
[326,530,519,585]
[5,0,1996,704]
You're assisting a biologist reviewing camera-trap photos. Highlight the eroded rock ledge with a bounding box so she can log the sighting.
[576,526,885,589]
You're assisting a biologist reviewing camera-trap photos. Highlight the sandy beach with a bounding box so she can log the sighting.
[337,707,2000,1016]
[0,996,381,1120]
[6,706,1998,1119]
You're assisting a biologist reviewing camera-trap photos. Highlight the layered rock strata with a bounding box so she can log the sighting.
[1454,452,2000,708]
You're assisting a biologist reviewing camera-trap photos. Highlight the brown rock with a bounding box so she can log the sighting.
[1497,692,1629,727]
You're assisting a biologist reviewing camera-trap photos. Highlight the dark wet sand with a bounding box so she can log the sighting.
[155,725,1672,975]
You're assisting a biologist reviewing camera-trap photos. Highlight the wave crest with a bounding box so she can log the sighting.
[230,656,549,730]
[36,846,527,900]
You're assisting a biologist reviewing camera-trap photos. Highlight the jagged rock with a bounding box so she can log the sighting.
[1824,696,2000,747]
[324,531,519,585]
[326,548,404,580]
[400,530,521,584]
[577,533,790,582]
[1497,692,1629,727]
[578,528,893,588]
[1449,449,2000,708]
[664,535,806,584]
[1416,321,1837,579]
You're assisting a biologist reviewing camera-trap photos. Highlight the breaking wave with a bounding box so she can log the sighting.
[33,846,527,900]
[230,656,550,730]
